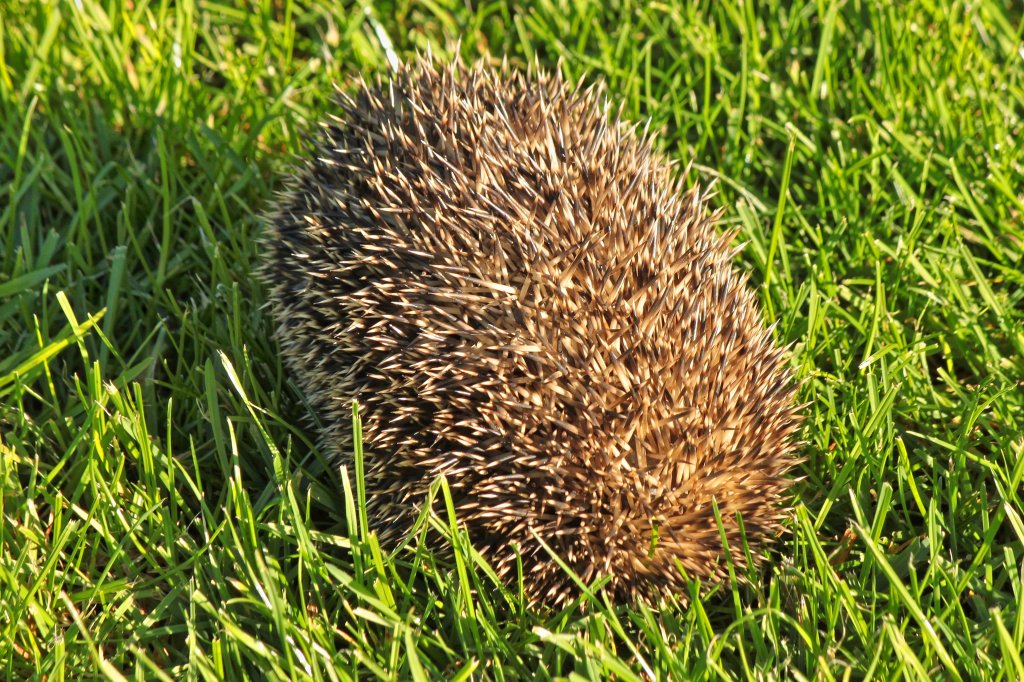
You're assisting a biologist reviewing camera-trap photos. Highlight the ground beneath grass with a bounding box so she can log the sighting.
[2,0,1023,679]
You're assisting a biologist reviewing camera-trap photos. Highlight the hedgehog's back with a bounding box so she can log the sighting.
[262,58,801,605]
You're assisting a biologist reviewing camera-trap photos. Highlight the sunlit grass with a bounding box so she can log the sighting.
[1,0,1022,678]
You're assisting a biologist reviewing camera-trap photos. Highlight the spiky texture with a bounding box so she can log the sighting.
[261,57,802,606]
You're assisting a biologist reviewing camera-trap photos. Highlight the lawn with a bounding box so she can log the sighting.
[2,0,1023,679]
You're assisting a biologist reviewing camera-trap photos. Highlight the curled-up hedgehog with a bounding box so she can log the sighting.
[261,56,803,606]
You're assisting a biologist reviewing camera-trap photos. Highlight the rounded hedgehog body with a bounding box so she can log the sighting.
[263,58,802,605]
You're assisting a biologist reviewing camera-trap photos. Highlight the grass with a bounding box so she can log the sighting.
[1,0,1022,678]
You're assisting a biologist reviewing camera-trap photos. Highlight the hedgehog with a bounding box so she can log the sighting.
[261,56,803,606]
